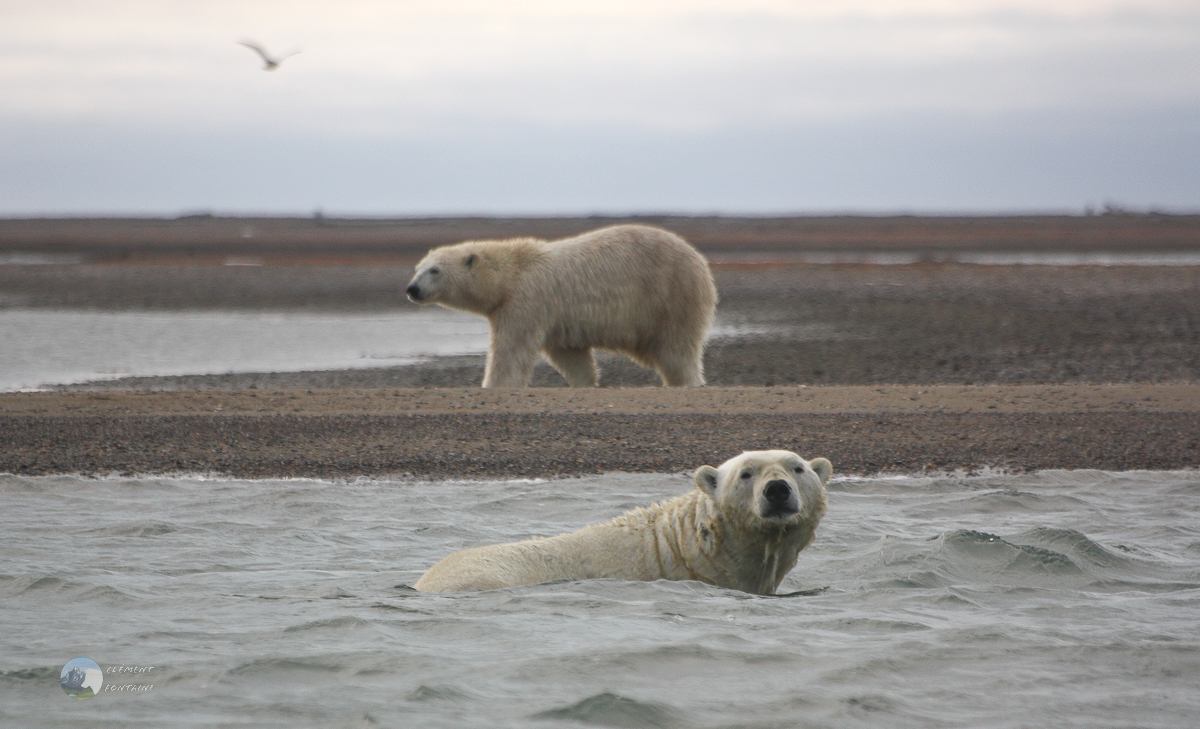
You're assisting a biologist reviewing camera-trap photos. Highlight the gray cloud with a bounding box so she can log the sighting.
[1,1,1196,213]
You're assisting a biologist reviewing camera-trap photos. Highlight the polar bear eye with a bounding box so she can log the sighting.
[740,470,753,480]
[794,465,806,474]
[428,267,441,275]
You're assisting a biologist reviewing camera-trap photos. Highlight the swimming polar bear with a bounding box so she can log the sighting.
[413,450,831,595]
[404,224,717,387]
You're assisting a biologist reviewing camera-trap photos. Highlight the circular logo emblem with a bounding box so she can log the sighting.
[60,658,103,699]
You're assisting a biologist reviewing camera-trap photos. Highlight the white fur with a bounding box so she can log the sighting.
[413,450,831,595]
[405,224,717,387]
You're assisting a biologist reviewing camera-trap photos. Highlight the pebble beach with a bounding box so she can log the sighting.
[1,214,1197,478]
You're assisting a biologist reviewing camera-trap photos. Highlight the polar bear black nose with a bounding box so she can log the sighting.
[764,480,792,503]
[406,284,422,300]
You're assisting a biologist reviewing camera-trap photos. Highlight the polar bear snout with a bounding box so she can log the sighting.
[764,479,792,503]
[406,265,443,304]
[761,478,800,518]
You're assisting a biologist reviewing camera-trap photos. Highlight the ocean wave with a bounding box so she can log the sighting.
[283,616,376,633]
[0,574,136,603]
[532,691,687,729]
[85,521,179,537]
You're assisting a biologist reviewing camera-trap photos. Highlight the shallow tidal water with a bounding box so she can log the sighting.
[0,308,774,391]
[0,308,490,391]
[3,469,1199,728]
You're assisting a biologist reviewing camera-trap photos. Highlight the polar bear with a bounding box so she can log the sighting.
[413,450,831,595]
[405,224,717,387]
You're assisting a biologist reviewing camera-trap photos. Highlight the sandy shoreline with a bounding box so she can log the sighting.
[3,215,1198,478]
[5,383,1199,416]
[2,385,1196,478]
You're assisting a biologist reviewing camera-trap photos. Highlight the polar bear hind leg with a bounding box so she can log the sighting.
[649,342,706,387]
[544,347,598,387]
[656,358,704,387]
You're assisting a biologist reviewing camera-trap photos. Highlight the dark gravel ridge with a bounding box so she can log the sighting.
[2,412,1196,479]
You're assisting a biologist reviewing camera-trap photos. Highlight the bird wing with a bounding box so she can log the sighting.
[237,41,274,63]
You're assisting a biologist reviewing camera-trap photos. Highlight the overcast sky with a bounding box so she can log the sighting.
[2,0,1197,216]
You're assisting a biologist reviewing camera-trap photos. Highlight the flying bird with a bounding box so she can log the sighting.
[237,40,302,71]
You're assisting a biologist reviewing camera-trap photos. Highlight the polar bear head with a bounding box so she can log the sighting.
[405,238,542,315]
[694,450,830,529]
[405,242,481,306]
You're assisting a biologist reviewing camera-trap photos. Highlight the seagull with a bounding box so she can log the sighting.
[237,40,302,71]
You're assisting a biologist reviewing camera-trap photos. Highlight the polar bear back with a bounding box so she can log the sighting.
[505,226,715,350]
[411,525,649,593]
[412,490,712,593]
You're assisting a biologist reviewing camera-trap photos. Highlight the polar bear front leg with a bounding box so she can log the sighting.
[544,347,598,387]
[482,321,541,387]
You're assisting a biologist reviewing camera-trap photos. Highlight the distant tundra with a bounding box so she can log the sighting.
[414,450,831,595]
[405,224,717,387]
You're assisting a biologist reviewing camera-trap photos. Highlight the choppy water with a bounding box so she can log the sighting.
[3,470,1199,728]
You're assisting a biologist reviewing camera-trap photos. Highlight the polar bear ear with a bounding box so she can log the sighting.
[694,465,720,498]
[464,253,477,268]
[809,457,832,485]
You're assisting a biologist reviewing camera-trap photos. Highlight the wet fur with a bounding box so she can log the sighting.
[413,450,831,595]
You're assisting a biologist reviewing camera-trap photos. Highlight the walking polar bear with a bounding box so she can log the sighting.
[413,450,831,595]
[405,224,717,387]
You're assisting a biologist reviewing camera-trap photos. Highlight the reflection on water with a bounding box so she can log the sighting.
[2,470,1198,727]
